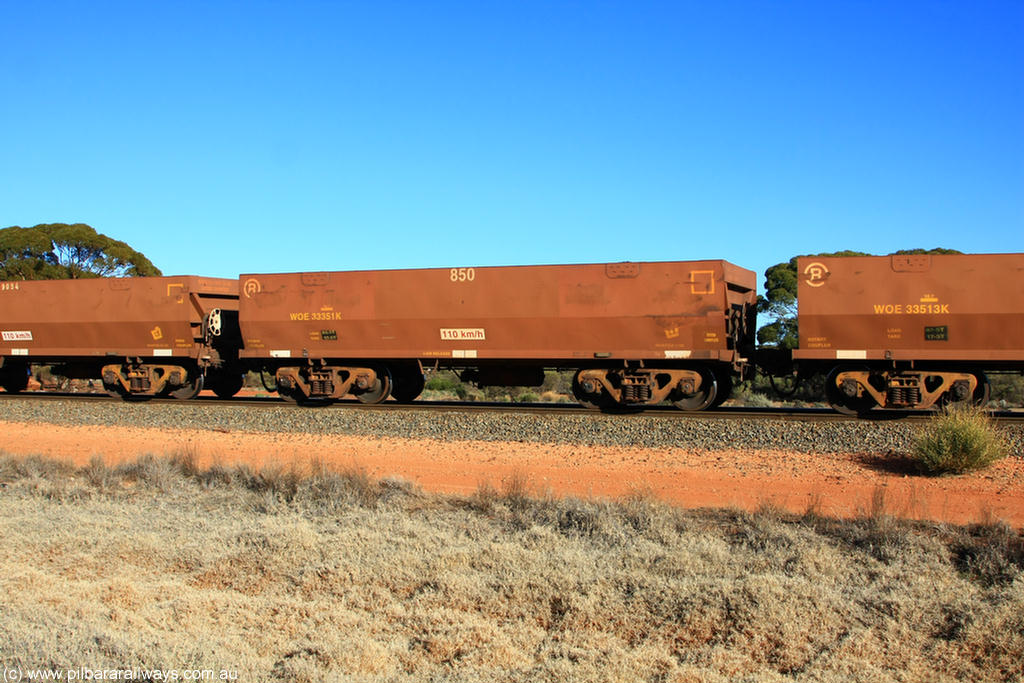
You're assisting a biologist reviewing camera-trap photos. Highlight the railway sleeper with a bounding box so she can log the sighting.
[101,362,192,398]
[830,369,980,411]
[574,368,708,409]
[275,365,379,401]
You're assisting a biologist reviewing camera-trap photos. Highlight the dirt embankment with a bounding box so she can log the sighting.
[1,419,1021,526]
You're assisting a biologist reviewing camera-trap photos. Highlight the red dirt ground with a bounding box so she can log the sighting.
[1,419,1021,526]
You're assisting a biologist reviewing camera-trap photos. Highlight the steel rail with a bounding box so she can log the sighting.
[2,390,1022,424]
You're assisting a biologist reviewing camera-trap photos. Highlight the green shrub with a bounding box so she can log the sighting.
[728,386,773,408]
[540,370,574,395]
[911,405,1008,475]
[425,372,459,391]
[989,373,1024,408]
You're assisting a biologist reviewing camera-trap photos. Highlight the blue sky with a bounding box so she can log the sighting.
[2,1,1021,285]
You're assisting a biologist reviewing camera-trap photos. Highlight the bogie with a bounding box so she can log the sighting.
[571,366,724,412]
[273,364,390,404]
[102,362,199,401]
[824,367,992,413]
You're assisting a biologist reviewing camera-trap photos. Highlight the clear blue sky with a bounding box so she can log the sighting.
[2,1,1021,285]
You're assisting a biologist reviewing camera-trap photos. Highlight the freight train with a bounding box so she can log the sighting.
[1,254,1021,415]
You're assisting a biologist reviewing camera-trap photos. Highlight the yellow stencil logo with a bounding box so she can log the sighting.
[243,278,262,298]
[803,262,830,287]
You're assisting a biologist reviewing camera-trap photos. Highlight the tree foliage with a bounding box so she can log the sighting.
[757,248,961,349]
[0,223,161,279]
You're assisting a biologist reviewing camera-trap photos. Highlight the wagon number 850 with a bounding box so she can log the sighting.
[450,268,475,282]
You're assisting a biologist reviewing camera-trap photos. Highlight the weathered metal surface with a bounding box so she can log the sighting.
[573,367,710,408]
[102,362,192,396]
[0,276,239,362]
[827,368,980,412]
[275,365,381,402]
[794,253,1024,363]
[238,261,758,365]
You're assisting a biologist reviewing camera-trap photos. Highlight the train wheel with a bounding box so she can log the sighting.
[571,371,614,410]
[169,374,204,400]
[939,371,992,410]
[825,367,877,415]
[390,366,425,403]
[104,383,153,402]
[277,386,300,404]
[0,365,29,393]
[207,372,244,399]
[103,379,122,399]
[972,372,991,408]
[708,372,733,409]
[279,387,334,406]
[355,367,392,404]
[671,368,717,411]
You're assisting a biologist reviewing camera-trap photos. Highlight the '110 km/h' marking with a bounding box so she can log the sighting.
[441,328,486,341]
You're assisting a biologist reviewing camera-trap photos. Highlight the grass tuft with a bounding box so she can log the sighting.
[304,460,384,509]
[469,479,499,514]
[114,453,176,491]
[82,454,112,490]
[253,463,303,500]
[911,405,1008,475]
[169,444,202,478]
[951,521,1024,587]
[500,469,532,509]
[0,453,74,483]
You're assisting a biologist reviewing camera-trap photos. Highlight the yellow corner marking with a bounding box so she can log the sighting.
[688,270,715,295]
[166,283,187,304]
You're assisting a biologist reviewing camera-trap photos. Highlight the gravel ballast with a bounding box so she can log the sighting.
[2,396,1023,455]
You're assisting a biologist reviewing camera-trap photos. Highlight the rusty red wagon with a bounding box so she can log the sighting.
[793,253,1024,412]
[0,276,242,399]
[238,260,758,410]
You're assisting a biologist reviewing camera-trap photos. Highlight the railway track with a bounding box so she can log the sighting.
[3,390,1022,424]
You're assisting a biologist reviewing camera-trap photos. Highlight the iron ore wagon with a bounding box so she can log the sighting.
[0,276,242,399]
[793,253,1024,413]
[238,260,758,410]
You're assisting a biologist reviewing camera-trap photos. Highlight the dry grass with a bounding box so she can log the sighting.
[0,452,1022,682]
